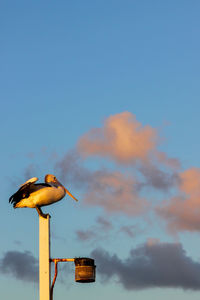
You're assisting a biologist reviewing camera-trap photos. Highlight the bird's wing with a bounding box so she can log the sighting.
[20,177,38,187]
[9,177,39,206]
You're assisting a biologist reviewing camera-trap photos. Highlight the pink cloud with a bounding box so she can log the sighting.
[53,112,182,219]
[55,150,149,216]
[78,112,158,164]
[77,112,180,173]
[157,168,200,232]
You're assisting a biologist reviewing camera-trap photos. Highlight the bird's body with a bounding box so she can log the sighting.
[15,185,66,208]
[9,174,78,217]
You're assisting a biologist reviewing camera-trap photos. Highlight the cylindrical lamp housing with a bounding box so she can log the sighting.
[74,258,96,283]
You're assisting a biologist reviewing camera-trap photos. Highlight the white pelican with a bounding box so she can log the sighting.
[9,174,78,218]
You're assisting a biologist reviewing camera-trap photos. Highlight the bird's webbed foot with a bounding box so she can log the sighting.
[36,206,50,218]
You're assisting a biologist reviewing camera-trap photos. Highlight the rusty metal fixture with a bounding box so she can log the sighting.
[74,258,96,283]
[50,258,75,300]
[50,260,58,300]
[50,257,95,299]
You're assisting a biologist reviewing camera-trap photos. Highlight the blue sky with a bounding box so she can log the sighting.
[1,1,200,299]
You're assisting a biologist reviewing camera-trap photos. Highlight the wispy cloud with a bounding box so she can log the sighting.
[55,149,92,189]
[118,225,142,238]
[139,164,180,191]
[24,164,38,180]
[96,216,113,231]
[76,216,113,243]
[83,170,149,216]
[76,215,143,243]
[76,229,97,241]
[91,241,200,290]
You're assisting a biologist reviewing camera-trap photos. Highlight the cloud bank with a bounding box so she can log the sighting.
[0,250,38,283]
[91,241,200,290]
[3,242,200,291]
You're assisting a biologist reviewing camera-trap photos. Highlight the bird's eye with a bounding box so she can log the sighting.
[54,176,56,180]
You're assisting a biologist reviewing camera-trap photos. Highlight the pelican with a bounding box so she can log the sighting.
[9,174,78,218]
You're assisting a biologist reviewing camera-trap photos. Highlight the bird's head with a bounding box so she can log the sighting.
[45,174,78,202]
[45,174,58,184]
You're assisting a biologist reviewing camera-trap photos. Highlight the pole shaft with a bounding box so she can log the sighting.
[39,215,51,300]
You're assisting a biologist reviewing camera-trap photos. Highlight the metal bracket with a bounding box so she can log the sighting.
[50,258,75,300]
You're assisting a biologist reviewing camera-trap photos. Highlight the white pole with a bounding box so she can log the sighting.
[39,215,51,300]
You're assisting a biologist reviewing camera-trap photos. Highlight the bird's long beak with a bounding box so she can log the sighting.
[64,186,78,202]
